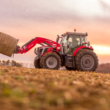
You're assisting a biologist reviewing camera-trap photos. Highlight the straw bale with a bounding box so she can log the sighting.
[0,32,18,57]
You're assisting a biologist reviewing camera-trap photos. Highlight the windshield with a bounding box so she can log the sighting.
[60,35,87,46]
[68,35,80,46]
[61,36,67,44]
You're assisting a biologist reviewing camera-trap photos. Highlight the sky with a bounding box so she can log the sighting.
[0,0,110,64]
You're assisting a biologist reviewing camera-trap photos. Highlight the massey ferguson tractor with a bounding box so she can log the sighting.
[14,31,98,71]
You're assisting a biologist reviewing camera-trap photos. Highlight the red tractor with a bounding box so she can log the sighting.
[14,31,98,71]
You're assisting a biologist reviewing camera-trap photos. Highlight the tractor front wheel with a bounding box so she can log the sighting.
[75,49,98,71]
[34,56,42,68]
[40,52,61,70]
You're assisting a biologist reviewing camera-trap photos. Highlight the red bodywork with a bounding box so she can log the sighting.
[16,37,61,54]
[16,37,93,57]
[73,46,93,56]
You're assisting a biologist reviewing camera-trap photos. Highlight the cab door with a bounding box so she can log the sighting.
[67,35,81,55]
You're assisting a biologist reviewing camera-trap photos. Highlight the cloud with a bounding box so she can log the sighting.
[0,0,78,22]
[0,0,95,29]
[0,0,106,27]
[1,0,110,63]
[98,0,110,11]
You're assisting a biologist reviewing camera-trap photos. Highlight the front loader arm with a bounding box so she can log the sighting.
[14,37,60,54]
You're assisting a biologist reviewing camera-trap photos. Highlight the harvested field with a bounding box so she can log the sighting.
[0,66,110,110]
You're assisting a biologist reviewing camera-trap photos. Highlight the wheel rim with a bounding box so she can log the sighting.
[46,57,57,68]
[81,55,94,70]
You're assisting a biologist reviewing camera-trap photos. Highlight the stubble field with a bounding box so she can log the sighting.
[0,66,110,110]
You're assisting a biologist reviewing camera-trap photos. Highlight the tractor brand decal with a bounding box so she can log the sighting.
[46,40,53,43]
[29,44,34,48]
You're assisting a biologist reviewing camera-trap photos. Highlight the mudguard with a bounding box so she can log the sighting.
[73,46,93,56]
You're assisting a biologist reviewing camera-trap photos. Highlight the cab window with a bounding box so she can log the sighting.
[61,36,67,44]
[68,35,80,47]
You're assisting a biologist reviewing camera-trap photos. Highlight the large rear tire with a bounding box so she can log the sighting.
[40,52,61,70]
[34,56,42,68]
[75,49,98,71]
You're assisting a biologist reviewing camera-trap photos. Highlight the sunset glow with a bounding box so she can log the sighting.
[0,0,110,64]
[93,45,110,55]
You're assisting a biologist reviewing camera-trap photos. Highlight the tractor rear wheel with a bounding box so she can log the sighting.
[40,52,61,70]
[75,49,98,71]
[34,56,42,68]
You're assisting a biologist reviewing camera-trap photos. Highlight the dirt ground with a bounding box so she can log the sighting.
[0,66,110,110]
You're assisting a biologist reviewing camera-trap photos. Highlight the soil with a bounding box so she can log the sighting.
[0,66,110,110]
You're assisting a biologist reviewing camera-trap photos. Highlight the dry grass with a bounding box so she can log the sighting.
[0,66,110,110]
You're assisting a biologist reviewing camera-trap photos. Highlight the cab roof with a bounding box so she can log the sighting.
[62,32,88,37]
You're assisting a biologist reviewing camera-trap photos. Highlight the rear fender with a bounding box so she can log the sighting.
[73,46,93,56]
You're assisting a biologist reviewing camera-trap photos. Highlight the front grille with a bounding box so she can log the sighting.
[35,47,48,56]
[36,48,42,56]
[38,48,43,54]
[39,48,43,53]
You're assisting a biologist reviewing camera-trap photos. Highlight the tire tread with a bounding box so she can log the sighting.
[40,52,61,70]
[75,49,98,71]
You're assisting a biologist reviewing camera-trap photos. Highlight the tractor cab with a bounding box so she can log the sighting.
[57,32,90,55]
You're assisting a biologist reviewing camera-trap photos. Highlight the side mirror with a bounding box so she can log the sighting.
[56,35,59,43]
[88,41,90,46]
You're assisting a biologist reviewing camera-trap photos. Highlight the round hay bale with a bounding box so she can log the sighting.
[0,32,18,57]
